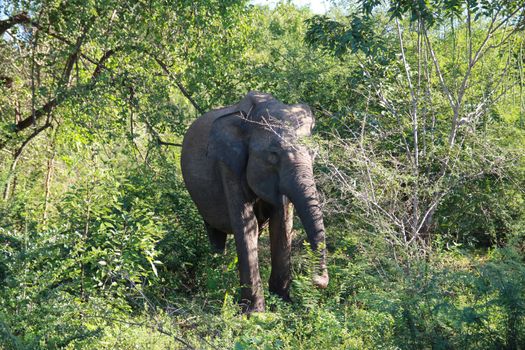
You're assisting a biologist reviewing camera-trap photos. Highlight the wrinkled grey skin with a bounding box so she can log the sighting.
[181,91,328,313]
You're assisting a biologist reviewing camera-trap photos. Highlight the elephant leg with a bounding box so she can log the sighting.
[254,199,272,232]
[220,166,265,313]
[205,222,227,253]
[268,198,293,301]
[233,218,264,312]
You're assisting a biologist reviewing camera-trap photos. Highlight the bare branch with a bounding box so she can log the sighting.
[422,27,456,110]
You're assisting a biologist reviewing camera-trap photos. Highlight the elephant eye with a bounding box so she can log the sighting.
[267,152,279,165]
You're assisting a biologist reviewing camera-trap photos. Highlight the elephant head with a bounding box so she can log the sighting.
[208,91,329,289]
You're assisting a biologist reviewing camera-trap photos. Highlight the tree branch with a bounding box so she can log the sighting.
[13,32,85,132]
[3,121,52,200]
[144,118,182,147]
[422,23,455,110]
[152,57,205,114]
[2,11,102,67]
[14,98,57,132]
[14,40,111,134]
[0,12,30,36]
[91,48,119,80]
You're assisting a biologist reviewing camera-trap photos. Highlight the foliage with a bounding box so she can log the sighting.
[1,0,525,349]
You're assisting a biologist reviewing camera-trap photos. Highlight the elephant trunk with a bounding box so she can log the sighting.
[281,165,329,289]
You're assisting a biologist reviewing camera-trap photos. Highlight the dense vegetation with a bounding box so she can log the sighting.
[1,0,525,348]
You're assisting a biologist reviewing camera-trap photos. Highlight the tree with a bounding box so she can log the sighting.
[306,0,525,249]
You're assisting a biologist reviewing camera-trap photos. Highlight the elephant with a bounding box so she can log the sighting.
[180,91,328,313]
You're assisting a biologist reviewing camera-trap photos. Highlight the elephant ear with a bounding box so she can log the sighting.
[207,115,248,178]
[207,91,275,177]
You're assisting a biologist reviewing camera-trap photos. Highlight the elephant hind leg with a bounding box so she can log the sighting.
[205,222,227,253]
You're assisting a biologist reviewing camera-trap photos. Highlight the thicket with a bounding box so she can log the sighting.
[1,0,525,349]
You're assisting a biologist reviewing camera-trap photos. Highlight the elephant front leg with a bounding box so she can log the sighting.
[233,216,264,312]
[269,199,293,301]
[221,166,265,313]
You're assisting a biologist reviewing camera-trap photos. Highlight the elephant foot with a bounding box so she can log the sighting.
[240,298,265,314]
[312,270,329,289]
[270,290,291,303]
[269,280,291,302]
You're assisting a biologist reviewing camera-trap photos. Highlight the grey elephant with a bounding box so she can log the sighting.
[181,91,328,312]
